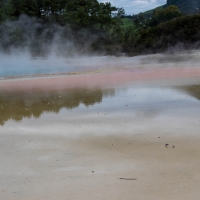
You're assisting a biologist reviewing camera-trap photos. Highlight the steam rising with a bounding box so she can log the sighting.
[0,15,200,78]
[0,15,96,57]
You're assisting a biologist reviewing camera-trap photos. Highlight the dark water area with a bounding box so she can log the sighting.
[0,82,200,127]
[1,52,200,78]
[1,71,200,200]
[1,51,200,200]
[0,55,129,77]
[0,88,115,125]
[0,56,83,77]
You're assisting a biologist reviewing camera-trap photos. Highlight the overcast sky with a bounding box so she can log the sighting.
[99,0,167,15]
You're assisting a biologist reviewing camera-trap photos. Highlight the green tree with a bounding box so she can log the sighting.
[98,2,117,29]
[62,0,121,30]
[0,0,5,22]
[42,0,67,22]
[24,0,38,16]
[135,14,200,53]
[0,0,13,21]
[7,0,38,19]
[124,26,139,44]
[149,5,182,27]
[132,13,149,30]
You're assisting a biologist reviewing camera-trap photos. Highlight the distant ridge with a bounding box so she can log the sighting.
[142,5,165,17]
[142,0,200,17]
[166,0,200,15]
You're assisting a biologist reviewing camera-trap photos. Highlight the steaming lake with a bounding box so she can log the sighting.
[1,53,200,199]
[1,70,200,199]
[1,51,200,77]
[0,55,136,77]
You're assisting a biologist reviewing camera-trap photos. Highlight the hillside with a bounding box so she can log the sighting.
[166,0,200,15]
[142,0,200,17]
[142,5,164,17]
[122,18,134,28]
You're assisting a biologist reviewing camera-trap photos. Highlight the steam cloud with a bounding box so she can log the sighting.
[0,15,97,57]
[0,15,200,78]
[0,15,104,77]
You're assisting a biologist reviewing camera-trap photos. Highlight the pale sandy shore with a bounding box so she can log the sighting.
[0,67,200,200]
[1,67,200,91]
[1,130,200,200]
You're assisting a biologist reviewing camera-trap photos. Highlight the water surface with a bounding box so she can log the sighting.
[1,69,200,200]
[1,80,200,130]
[1,46,200,200]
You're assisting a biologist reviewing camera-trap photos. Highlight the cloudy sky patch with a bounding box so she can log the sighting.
[99,0,167,15]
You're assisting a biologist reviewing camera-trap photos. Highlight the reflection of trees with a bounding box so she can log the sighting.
[0,88,115,126]
[176,84,200,101]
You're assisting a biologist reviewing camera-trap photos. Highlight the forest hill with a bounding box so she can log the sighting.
[0,0,200,56]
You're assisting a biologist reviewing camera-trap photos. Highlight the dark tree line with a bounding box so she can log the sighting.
[136,14,200,53]
[124,5,200,55]
[0,0,200,55]
[0,0,124,28]
[0,0,127,55]
[0,88,115,125]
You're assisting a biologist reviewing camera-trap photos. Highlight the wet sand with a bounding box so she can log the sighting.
[0,66,200,199]
[1,130,200,200]
[1,67,200,91]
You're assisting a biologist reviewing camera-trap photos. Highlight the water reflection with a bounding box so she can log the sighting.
[176,84,200,101]
[0,88,115,125]
[1,82,200,126]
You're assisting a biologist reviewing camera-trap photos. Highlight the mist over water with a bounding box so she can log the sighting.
[0,15,94,56]
[0,15,99,77]
[0,53,76,77]
[0,53,128,77]
[1,50,200,78]
[2,14,200,200]
[1,15,200,78]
